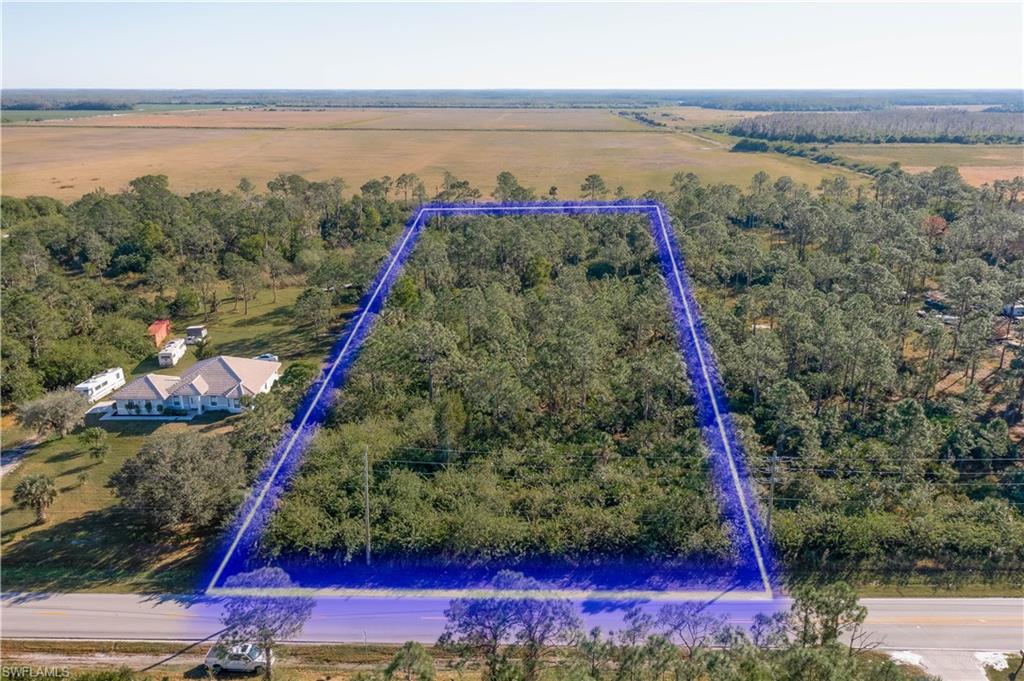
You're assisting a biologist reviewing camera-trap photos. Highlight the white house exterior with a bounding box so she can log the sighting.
[110,356,281,418]
[158,338,187,368]
[74,367,126,402]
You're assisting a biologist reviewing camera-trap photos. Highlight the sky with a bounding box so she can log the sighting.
[2,2,1022,90]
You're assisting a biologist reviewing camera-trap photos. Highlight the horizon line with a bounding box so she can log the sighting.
[4,86,1024,92]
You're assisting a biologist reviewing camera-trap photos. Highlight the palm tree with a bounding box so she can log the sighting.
[13,474,58,524]
[79,426,110,462]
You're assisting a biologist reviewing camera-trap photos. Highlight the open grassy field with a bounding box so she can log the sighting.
[22,106,653,130]
[1,107,859,201]
[834,143,1024,184]
[0,419,212,592]
[0,285,342,592]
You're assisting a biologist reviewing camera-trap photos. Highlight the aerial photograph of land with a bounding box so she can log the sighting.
[1,2,1022,681]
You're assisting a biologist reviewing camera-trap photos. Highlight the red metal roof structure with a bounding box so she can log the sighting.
[147,319,172,347]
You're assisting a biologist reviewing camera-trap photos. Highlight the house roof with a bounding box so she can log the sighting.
[111,356,281,402]
[148,320,171,334]
[173,375,209,397]
[112,374,179,401]
[171,356,281,398]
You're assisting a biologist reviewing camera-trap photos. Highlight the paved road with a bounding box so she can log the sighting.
[0,437,39,477]
[2,594,1021,679]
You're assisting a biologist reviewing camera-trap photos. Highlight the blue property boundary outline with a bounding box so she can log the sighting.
[205,201,779,601]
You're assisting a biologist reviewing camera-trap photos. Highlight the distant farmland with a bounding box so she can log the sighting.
[13,106,651,130]
[5,106,1020,200]
[1,107,861,200]
[833,143,1024,185]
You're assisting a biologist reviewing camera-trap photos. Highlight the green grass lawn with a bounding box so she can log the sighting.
[0,285,348,593]
[128,284,334,380]
[0,420,213,592]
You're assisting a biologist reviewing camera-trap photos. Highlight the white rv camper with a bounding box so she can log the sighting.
[74,367,126,403]
[158,338,187,367]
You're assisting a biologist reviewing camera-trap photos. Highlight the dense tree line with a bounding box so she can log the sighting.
[0,173,407,405]
[617,111,669,128]
[265,211,731,564]
[271,167,1022,583]
[2,100,133,111]
[4,163,1022,586]
[731,138,896,178]
[677,90,1022,112]
[664,167,1024,582]
[8,89,1020,112]
[729,109,1024,144]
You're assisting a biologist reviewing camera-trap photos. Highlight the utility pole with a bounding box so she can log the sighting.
[767,450,777,535]
[363,445,371,566]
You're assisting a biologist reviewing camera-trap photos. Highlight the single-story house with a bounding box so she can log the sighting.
[110,355,281,417]
[148,320,172,348]
[74,367,126,403]
[158,338,187,368]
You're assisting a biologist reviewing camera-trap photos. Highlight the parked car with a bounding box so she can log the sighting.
[253,353,279,362]
[204,643,273,674]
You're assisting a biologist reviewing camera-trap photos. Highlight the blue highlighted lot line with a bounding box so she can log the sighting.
[205,201,778,601]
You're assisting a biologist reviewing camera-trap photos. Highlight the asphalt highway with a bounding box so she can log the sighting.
[2,594,1021,680]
